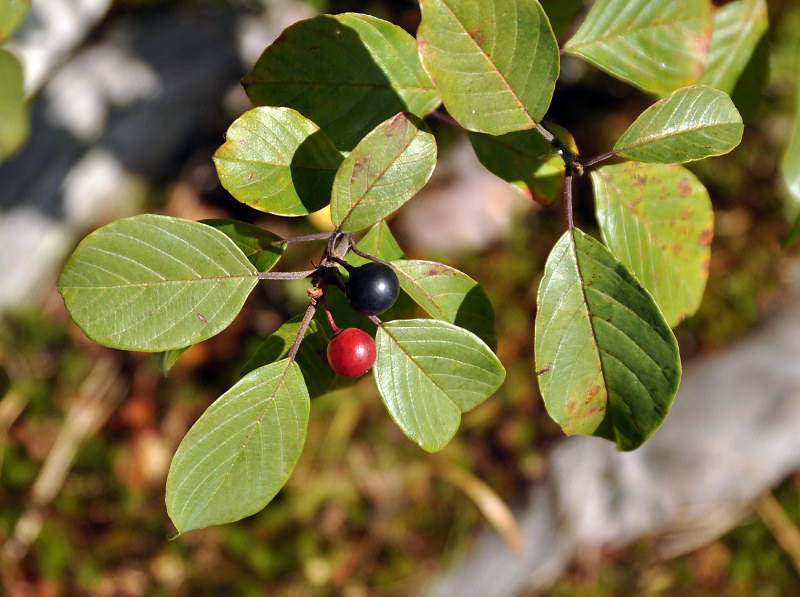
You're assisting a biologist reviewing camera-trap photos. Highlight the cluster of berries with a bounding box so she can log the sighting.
[326,262,399,378]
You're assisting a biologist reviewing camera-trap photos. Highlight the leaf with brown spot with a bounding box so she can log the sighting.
[564,0,713,95]
[535,229,681,451]
[592,161,714,327]
[330,113,436,233]
[391,259,497,349]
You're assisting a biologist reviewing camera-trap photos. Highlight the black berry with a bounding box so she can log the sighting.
[345,262,400,315]
[327,328,376,377]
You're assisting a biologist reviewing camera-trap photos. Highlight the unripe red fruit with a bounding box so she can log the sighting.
[326,328,376,378]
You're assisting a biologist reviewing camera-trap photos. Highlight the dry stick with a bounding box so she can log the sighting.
[753,491,800,577]
[1,356,128,594]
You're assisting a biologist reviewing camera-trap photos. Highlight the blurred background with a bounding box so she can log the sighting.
[1,0,800,595]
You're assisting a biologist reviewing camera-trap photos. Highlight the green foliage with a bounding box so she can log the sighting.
[592,162,713,327]
[200,219,286,272]
[241,316,333,399]
[0,49,28,162]
[535,229,681,451]
[781,70,800,204]
[468,123,575,204]
[391,260,496,349]
[0,0,27,42]
[331,112,436,232]
[698,0,768,94]
[417,0,559,134]
[242,13,440,151]
[374,319,505,452]
[613,86,744,163]
[213,107,343,216]
[564,0,713,95]
[57,0,758,532]
[57,215,258,351]
[166,360,310,534]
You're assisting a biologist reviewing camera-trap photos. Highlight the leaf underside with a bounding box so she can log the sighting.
[698,0,768,94]
[57,214,258,351]
[374,319,505,452]
[213,106,343,217]
[592,162,714,327]
[391,259,497,349]
[241,316,334,399]
[166,359,309,533]
[564,0,713,95]
[535,229,681,451]
[417,0,560,135]
[614,85,743,163]
[331,112,437,233]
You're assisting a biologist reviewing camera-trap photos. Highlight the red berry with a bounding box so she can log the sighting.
[326,328,376,378]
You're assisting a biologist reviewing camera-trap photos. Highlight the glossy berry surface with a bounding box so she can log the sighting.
[326,328,376,378]
[345,262,400,315]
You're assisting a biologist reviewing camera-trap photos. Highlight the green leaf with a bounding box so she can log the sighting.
[539,0,583,38]
[535,228,681,451]
[468,123,576,204]
[697,0,768,94]
[241,316,333,399]
[613,85,743,163]
[57,214,258,351]
[243,13,440,152]
[213,107,343,217]
[349,221,405,267]
[391,260,497,349]
[0,49,28,162]
[374,319,505,452]
[564,0,713,95]
[781,72,800,203]
[200,219,286,273]
[166,359,309,534]
[0,0,28,42]
[592,162,713,327]
[417,0,559,135]
[156,347,190,375]
[331,112,437,233]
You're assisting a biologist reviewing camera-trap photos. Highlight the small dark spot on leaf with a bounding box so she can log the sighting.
[678,177,692,197]
[536,367,550,376]
[248,172,253,181]
[634,175,648,187]
[197,313,208,326]
[699,228,713,247]
[425,264,448,277]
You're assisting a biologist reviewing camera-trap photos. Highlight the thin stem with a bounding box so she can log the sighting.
[534,121,580,168]
[288,302,317,362]
[321,296,341,336]
[564,169,574,231]
[581,149,620,169]
[283,231,335,244]
[348,241,387,265]
[256,269,317,280]
[368,314,383,328]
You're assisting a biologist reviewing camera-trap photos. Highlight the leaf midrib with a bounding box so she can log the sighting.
[433,0,537,126]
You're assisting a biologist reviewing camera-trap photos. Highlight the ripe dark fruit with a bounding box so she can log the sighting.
[327,328,376,378]
[345,262,400,315]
